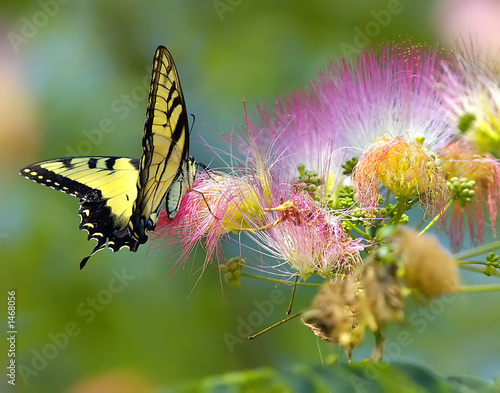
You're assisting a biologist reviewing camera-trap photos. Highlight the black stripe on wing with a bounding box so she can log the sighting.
[20,157,105,201]
[131,46,191,242]
[143,46,190,158]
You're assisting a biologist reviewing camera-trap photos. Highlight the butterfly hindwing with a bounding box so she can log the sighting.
[130,46,192,242]
[20,157,141,268]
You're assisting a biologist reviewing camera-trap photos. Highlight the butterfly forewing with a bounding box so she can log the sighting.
[130,46,191,241]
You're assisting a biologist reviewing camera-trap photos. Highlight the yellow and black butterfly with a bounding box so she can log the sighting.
[20,46,197,269]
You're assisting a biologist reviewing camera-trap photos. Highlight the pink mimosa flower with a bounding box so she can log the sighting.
[311,44,455,210]
[440,140,500,249]
[441,51,500,157]
[243,192,365,279]
[153,170,269,270]
[318,44,456,157]
[153,43,463,279]
[354,137,449,209]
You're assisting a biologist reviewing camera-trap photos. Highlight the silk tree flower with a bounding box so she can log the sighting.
[152,170,270,270]
[153,43,457,279]
[439,140,500,249]
[243,191,366,280]
[438,52,500,249]
[354,137,449,209]
[317,43,457,156]
[223,103,370,279]
[153,103,368,279]
[311,44,456,210]
[234,45,456,275]
[153,130,366,280]
[441,52,500,157]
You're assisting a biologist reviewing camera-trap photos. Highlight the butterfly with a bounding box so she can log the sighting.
[20,46,197,269]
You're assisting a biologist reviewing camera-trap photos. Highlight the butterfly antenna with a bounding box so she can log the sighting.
[196,161,218,183]
[286,275,299,315]
[190,188,222,220]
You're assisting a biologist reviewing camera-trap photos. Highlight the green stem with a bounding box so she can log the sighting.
[454,240,500,261]
[286,276,299,315]
[385,189,392,207]
[391,197,408,225]
[240,272,321,287]
[418,199,454,236]
[350,225,371,238]
[457,261,488,266]
[248,308,308,340]
[460,284,500,294]
[415,211,430,231]
[458,265,487,274]
[381,197,408,231]
[373,330,385,362]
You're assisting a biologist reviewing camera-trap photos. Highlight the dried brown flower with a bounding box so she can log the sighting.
[302,278,364,358]
[395,228,461,299]
[302,261,404,360]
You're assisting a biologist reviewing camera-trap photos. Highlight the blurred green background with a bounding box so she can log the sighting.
[1,1,499,391]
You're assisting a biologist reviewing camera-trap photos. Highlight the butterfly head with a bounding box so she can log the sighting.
[187,156,198,183]
[146,217,156,231]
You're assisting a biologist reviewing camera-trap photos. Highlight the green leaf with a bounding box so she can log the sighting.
[158,361,498,393]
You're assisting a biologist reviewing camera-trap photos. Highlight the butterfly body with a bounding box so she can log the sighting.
[166,155,197,220]
[20,46,196,268]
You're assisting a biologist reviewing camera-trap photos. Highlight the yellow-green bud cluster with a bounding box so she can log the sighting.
[483,252,500,276]
[380,203,408,224]
[342,157,359,175]
[220,257,246,287]
[337,186,355,209]
[294,163,322,200]
[448,177,476,207]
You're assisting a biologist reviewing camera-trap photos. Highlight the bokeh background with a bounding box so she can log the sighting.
[2,1,500,391]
